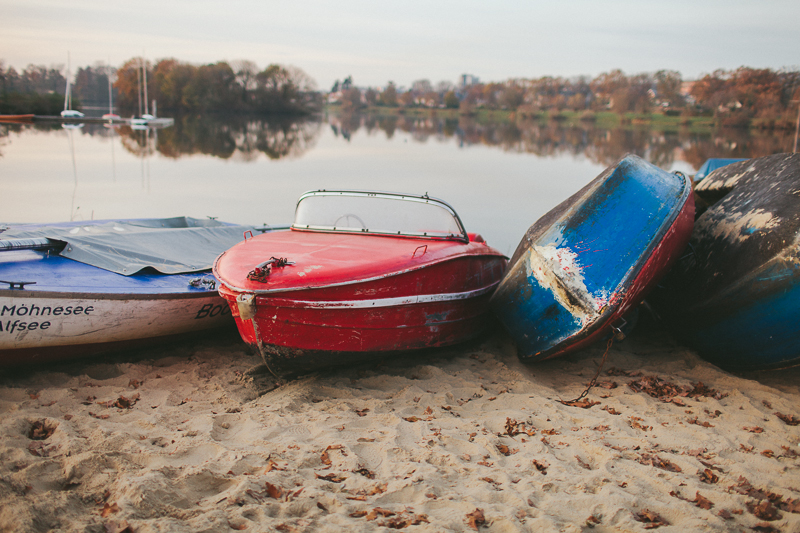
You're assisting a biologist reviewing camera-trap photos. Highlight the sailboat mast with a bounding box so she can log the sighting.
[107,63,113,114]
[137,59,142,117]
[142,56,149,116]
[64,52,71,111]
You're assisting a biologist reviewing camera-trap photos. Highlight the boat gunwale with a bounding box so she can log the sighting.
[214,246,506,296]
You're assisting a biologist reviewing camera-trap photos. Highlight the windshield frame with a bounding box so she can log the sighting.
[291,190,469,242]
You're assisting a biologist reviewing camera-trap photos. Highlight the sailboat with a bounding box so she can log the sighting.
[130,57,154,127]
[60,52,85,119]
[102,62,120,121]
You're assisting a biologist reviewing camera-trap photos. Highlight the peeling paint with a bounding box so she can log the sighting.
[698,208,781,244]
[526,244,608,325]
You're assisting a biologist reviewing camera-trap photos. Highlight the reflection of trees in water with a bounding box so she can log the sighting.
[328,112,792,170]
[114,115,322,160]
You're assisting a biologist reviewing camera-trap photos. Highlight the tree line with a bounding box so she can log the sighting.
[3,58,798,129]
[0,58,322,115]
[115,58,321,115]
[332,67,800,130]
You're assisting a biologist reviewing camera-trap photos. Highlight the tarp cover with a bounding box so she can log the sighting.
[0,217,262,276]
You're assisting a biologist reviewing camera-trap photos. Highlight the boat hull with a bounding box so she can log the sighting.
[214,232,507,377]
[652,153,800,370]
[0,290,230,365]
[491,154,694,362]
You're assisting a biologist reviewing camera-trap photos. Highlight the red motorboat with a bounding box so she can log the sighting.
[213,190,507,377]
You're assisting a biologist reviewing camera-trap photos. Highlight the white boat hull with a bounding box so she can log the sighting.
[0,292,232,363]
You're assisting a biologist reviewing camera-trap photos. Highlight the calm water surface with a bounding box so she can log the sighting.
[1,114,791,256]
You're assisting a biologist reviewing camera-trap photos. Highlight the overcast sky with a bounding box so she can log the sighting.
[1,0,798,90]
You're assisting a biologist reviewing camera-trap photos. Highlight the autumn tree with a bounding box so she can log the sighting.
[654,70,684,109]
[379,82,398,106]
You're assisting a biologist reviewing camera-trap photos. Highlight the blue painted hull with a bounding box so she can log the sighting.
[491,154,694,362]
[652,153,800,370]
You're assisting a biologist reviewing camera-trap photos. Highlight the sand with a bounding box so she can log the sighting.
[1,317,800,533]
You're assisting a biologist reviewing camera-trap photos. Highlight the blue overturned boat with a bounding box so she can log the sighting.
[0,217,279,366]
[693,158,747,182]
[490,154,695,362]
[652,153,800,370]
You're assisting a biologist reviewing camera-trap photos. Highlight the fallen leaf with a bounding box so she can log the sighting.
[354,467,375,479]
[632,509,668,528]
[100,502,119,517]
[265,482,283,499]
[28,420,57,440]
[761,450,775,458]
[403,416,420,423]
[466,508,486,530]
[575,456,592,470]
[496,444,517,456]
[315,473,346,483]
[699,468,719,484]
[602,405,621,415]
[638,453,681,472]
[693,492,714,510]
[532,460,548,475]
[349,511,368,518]
[748,500,782,521]
[775,412,800,426]
[744,426,764,433]
[560,399,600,409]
[355,408,369,417]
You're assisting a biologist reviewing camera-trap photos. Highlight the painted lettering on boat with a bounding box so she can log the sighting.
[0,320,51,333]
[1,303,95,317]
[194,303,231,319]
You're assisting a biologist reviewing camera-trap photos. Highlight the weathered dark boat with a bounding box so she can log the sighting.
[213,190,507,377]
[652,153,800,370]
[490,154,695,362]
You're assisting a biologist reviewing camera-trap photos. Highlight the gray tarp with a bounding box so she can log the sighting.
[0,217,274,276]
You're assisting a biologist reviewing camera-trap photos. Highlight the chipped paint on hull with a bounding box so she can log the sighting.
[527,244,607,326]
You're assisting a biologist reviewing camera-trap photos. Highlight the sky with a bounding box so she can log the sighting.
[1,0,798,91]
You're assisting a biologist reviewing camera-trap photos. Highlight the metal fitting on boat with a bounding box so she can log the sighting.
[236,293,257,320]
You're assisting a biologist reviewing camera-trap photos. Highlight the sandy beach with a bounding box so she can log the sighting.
[1,315,799,533]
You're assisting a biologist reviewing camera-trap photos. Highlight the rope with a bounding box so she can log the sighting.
[565,336,614,404]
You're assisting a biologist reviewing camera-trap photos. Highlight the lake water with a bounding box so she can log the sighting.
[1,113,792,256]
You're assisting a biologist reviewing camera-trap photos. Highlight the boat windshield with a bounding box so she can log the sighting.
[292,191,468,241]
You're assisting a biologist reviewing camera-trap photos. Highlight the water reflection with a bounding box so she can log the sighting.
[328,112,793,170]
[3,112,791,169]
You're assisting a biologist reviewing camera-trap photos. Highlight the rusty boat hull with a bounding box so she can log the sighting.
[490,154,695,363]
[214,229,507,377]
[652,153,800,370]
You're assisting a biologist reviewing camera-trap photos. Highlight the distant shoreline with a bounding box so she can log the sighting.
[326,105,793,132]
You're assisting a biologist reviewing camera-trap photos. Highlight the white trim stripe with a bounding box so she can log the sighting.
[262,283,499,309]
